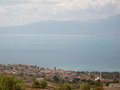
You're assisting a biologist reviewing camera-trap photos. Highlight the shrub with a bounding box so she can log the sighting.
[40,80,47,88]
[0,75,24,90]
[32,80,41,88]
[63,83,72,90]
[32,79,47,89]
[80,83,90,90]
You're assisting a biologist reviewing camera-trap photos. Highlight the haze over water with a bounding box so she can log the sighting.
[0,34,120,71]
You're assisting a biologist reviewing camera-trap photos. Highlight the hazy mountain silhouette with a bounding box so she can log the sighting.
[0,14,120,35]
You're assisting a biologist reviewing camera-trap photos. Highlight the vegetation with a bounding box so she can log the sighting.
[32,79,47,89]
[53,75,60,82]
[90,81,104,90]
[80,83,90,90]
[62,83,72,90]
[0,75,24,90]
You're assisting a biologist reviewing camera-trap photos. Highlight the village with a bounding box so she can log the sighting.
[0,64,120,84]
[0,64,120,90]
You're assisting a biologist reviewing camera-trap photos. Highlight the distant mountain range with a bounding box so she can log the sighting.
[0,15,120,35]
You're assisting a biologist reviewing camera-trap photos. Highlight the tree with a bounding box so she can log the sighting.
[0,75,24,90]
[80,83,90,90]
[94,81,103,87]
[53,75,60,82]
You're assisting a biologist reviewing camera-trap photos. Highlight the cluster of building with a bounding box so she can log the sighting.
[0,64,120,84]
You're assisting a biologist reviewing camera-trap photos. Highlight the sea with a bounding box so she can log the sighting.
[0,34,120,72]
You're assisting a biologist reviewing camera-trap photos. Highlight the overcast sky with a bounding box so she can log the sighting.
[0,0,120,27]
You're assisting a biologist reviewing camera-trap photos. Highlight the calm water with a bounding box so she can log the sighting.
[0,34,120,71]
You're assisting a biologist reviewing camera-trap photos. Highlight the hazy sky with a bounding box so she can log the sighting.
[0,0,120,27]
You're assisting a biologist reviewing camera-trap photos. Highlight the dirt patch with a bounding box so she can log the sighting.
[104,87,120,90]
